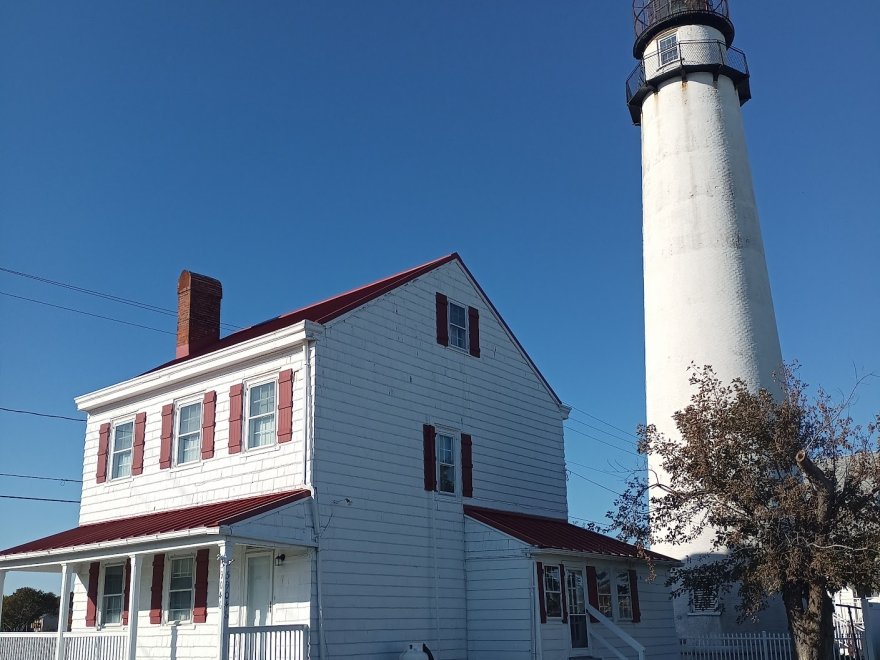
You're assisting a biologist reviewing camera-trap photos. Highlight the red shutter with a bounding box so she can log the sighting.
[586,565,600,622]
[277,369,293,443]
[468,306,480,357]
[160,404,174,469]
[193,549,210,623]
[85,562,100,627]
[149,554,165,624]
[536,562,547,624]
[461,433,473,498]
[96,423,111,483]
[201,391,217,459]
[423,424,437,491]
[435,293,449,346]
[629,569,641,623]
[560,564,568,623]
[229,384,243,454]
[132,412,146,475]
[122,558,131,625]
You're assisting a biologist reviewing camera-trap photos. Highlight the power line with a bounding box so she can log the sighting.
[0,266,241,330]
[567,468,623,497]
[569,405,640,439]
[0,495,79,503]
[566,459,637,478]
[564,423,638,456]
[566,415,640,445]
[0,407,85,423]
[0,291,175,335]
[0,472,82,484]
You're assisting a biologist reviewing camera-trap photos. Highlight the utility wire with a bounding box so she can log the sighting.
[0,266,242,330]
[0,407,85,422]
[0,291,175,335]
[0,495,79,503]
[569,405,640,439]
[566,415,640,445]
[566,459,636,478]
[0,472,82,484]
[567,468,623,497]
[564,423,638,456]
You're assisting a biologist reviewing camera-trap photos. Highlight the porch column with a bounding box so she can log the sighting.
[126,554,143,660]
[54,563,71,660]
[217,541,231,660]
[0,570,6,625]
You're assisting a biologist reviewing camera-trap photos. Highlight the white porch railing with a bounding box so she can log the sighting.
[0,631,126,660]
[584,603,646,660]
[227,624,309,660]
[681,633,795,660]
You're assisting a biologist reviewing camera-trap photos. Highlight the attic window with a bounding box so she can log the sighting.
[448,302,468,350]
[435,293,480,357]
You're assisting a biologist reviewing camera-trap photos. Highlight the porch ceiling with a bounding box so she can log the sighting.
[0,489,311,564]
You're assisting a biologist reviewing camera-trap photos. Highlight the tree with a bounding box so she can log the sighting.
[1,587,60,632]
[607,365,880,660]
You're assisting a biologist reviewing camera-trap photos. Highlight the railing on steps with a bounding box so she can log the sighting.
[0,631,126,660]
[584,603,646,660]
[227,624,309,660]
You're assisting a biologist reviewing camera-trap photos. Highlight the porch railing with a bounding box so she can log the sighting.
[228,624,309,660]
[0,631,126,660]
[584,603,646,660]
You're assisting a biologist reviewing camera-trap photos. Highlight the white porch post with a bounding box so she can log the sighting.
[0,569,6,626]
[217,541,231,660]
[126,554,143,660]
[54,563,71,660]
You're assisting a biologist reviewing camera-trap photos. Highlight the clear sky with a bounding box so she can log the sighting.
[1,1,878,594]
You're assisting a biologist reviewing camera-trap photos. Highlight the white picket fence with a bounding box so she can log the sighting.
[227,624,309,660]
[681,631,865,660]
[0,631,127,660]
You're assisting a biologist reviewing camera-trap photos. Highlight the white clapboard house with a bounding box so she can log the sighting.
[0,254,680,660]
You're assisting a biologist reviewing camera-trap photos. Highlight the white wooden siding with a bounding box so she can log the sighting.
[312,261,567,659]
[78,351,306,524]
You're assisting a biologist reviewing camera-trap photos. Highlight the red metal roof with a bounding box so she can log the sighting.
[148,253,459,373]
[0,489,310,557]
[464,505,675,562]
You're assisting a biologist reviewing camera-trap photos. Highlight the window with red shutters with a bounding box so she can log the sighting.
[277,369,293,443]
[85,562,100,627]
[159,404,174,469]
[423,424,437,491]
[435,293,449,346]
[468,306,480,357]
[132,413,146,475]
[228,384,243,454]
[96,424,111,484]
[149,554,165,624]
[193,549,209,623]
[461,433,473,498]
[201,391,216,459]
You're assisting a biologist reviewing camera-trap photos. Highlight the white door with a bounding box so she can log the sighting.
[245,553,273,626]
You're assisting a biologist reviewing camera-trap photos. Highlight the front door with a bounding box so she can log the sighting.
[245,552,273,626]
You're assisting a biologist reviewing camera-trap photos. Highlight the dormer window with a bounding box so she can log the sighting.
[448,302,468,350]
[175,401,203,465]
[246,381,276,449]
[110,421,134,479]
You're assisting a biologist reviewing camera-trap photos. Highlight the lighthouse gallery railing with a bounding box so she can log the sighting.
[633,0,730,39]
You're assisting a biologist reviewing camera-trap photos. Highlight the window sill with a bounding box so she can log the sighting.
[243,442,283,456]
[688,611,721,617]
[170,460,203,473]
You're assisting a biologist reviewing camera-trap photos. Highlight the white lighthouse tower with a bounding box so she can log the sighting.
[627,0,785,635]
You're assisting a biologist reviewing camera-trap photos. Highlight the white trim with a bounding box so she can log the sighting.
[164,553,196,625]
[172,396,203,468]
[75,321,322,413]
[243,376,278,451]
[109,417,136,481]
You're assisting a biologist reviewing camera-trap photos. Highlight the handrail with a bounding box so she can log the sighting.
[585,602,646,660]
[591,628,631,660]
[633,0,730,39]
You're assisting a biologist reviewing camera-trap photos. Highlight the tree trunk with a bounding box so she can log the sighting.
[787,584,835,660]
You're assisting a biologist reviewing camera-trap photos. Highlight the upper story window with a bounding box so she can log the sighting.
[247,381,276,449]
[543,565,563,618]
[176,401,202,465]
[168,556,195,622]
[101,564,125,625]
[448,301,468,350]
[658,33,679,66]
[437,432,456,494]
[110,421,134,480]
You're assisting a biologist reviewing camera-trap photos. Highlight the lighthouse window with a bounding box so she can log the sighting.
[659,34,680,66]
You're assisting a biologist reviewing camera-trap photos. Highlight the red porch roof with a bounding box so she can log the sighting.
[0,489,311,557]
[464,505,675,562]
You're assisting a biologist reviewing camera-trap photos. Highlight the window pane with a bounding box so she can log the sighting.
[597,570,613,617]
[114,423,133,451]
[177,434,200,464]
[104,565,124,595]
[178,403,201,435]
[449,303,466,327]
[617,572,633,620]
[248,414,275,448]
[570,615,588,648]
[112,450,132,479]
[566,570,586,615]
[546,592,562,618]
[439,464,455,493]
[171,558,193,584]
[169,591,192,622]
[450,327,467,349]
[103,595,122,624]
[249,383,276,417]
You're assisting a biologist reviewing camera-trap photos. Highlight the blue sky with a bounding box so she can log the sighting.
[1,1,878,594]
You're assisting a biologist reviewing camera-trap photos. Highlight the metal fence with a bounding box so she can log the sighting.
[228,624,309,660]
[633,0,730,39]
[681,631,865,660]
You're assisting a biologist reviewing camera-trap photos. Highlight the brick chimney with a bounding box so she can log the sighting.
[176,271,223,358]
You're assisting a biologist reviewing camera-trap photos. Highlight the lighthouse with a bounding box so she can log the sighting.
[626,0,786,634]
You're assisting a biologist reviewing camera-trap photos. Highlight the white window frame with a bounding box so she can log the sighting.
[110,418,135,481]
[244,377,277,451]
[98,562,126,628]
[164,554,196,624]
[174,397,203,467]
[658,33,680,67]
[615,571,634,622]
[596,568,614,619]
[543,565,563,619]
[435,429,458,495]
[447,300,469,352]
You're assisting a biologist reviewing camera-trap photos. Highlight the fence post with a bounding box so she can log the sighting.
[760,631,769,660]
